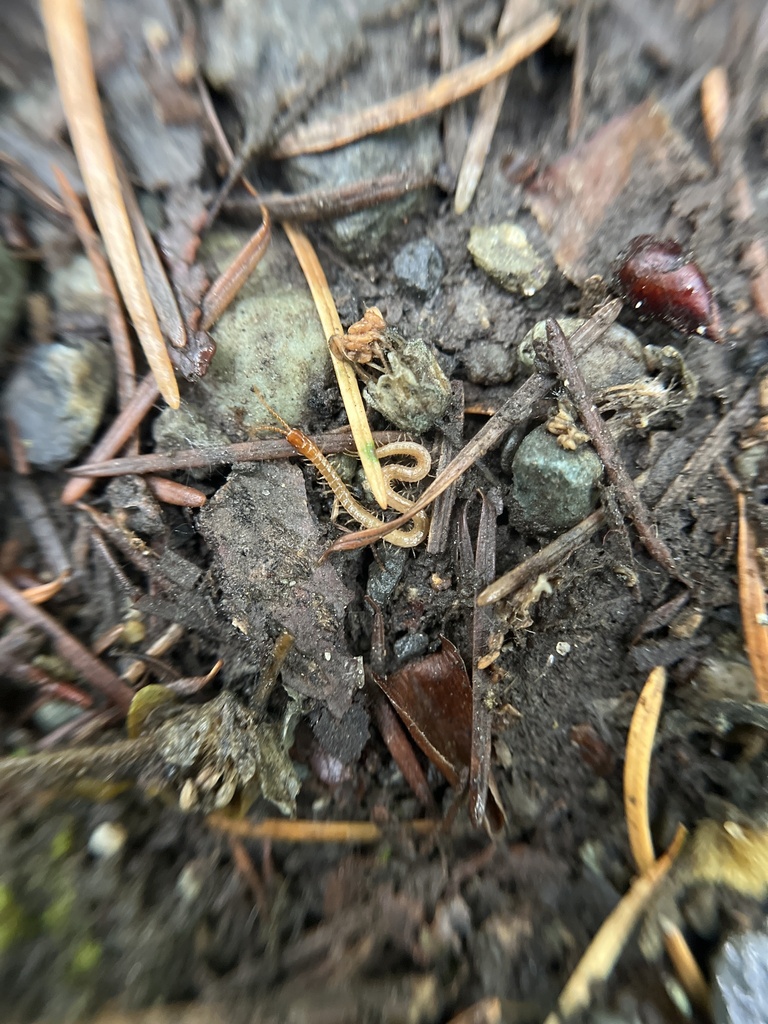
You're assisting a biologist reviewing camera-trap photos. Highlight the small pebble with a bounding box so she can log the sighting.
[463,339,516,385]
[712,930,768,1024]
[393,632,430,666]
[468,223,550,296]
[3,337,114,470]
[392,238,444,299]
[510,425,603,534]
[88,821,127,859]
[50,254,106,321]
[32,699,83,735]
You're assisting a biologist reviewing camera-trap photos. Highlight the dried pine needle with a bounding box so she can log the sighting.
[542,827,686,1024]
[0,572,70,619]
[206,813,437,844]
[737,493,768,702]
[624,666,667,873]
[624,667,709,1012]
[273,13,560,158]
[282,223,387,508]
[40,0,179,408]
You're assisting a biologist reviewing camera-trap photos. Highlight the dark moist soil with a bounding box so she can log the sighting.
[1,2,767,1023]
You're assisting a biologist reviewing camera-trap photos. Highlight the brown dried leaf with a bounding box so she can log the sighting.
[528,101,704,284]
[376,638,472,788]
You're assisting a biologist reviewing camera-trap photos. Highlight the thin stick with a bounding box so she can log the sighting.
[478,509,605,606]
[0,736,154,792]
[223,170,437,224]
[53,167,136,410]
[469,491,500,828]
[68,431,405,478]
[541,319,680,580]
[40,0,179,407]
[326,300,622,552]
[272,13,561,158]
[61,373,160,505]
[282,223,388,508]
[0,574,133,713]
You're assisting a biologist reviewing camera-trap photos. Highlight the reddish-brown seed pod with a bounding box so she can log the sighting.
[613,235,723,342]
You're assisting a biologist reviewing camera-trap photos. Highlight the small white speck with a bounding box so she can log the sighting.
[88,821,127,859]
[556,642,571,656]
[324,651,331,661]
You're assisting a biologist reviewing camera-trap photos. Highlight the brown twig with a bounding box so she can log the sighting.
[469,491,500,828]
[69,431,406,478]
[53,167,136,410]
[0,735,154,792]
[427,381,464,554]
[222,170,438,224]
[61,373,160,504]
[40,0,179,407]
[478,509,604,606]
[0,573,133,713]
[541,318,680,580]
[325,299,622,552]
[272,13,561,158]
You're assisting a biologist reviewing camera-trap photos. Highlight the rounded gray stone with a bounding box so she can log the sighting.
[3,337,114,470]
[519,318,645,390]
[392,238,444,299]
[464,340,516,385]
[712,930,768,1024]
[511,425,603,534]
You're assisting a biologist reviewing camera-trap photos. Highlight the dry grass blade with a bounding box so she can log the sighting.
[454,0,528,214]
[542,827,686,1024]
[206,813,437,844]
[659,918,711,1014]
[737,493,768,702]
[282,223,387,508]
[624,666,667,873]
[40,0,179,408]
[272,13,560,158]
